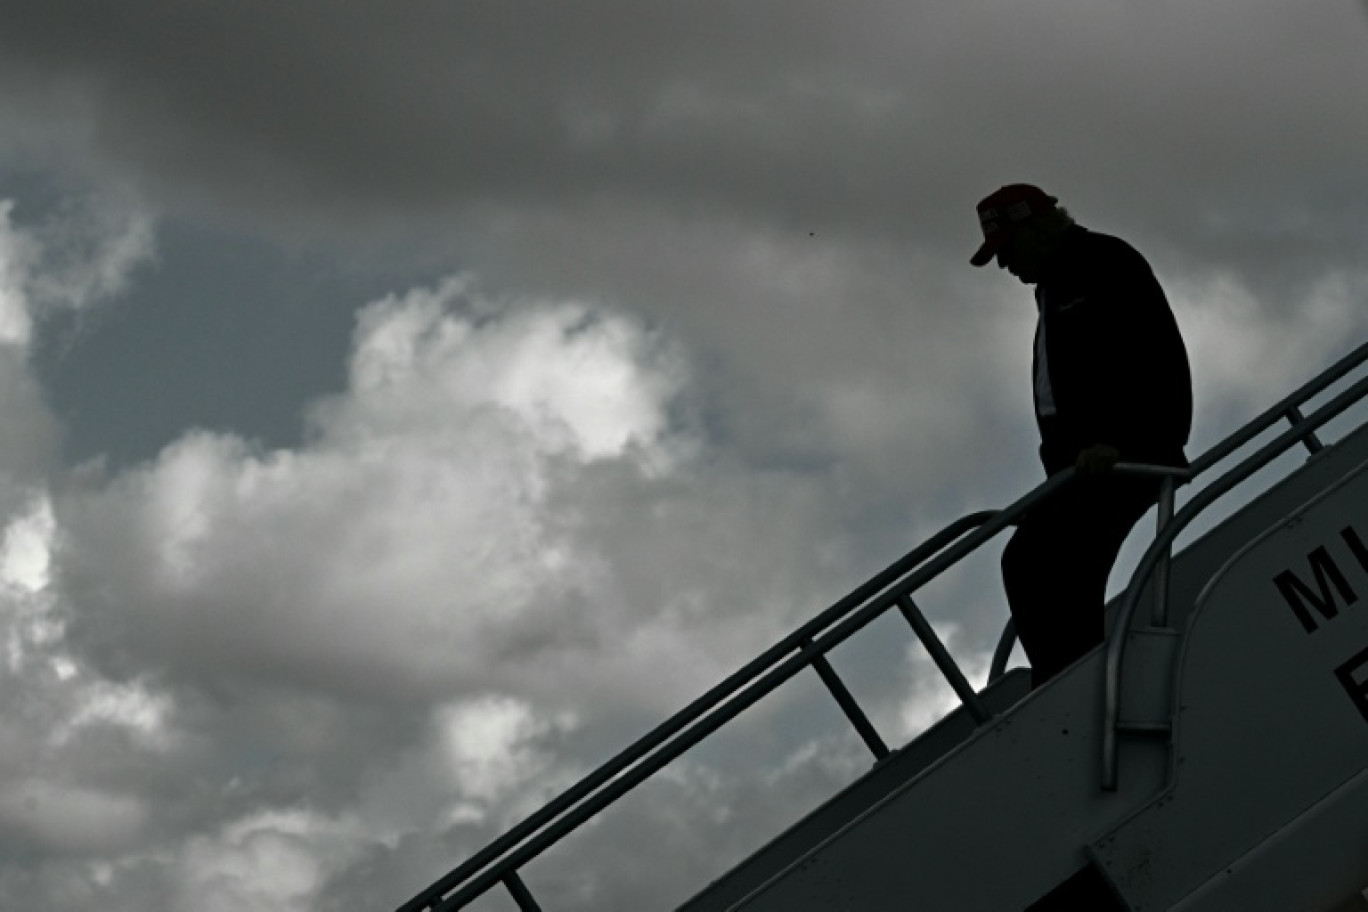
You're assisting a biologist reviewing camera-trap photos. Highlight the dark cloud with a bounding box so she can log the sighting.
[1,0,1363,259]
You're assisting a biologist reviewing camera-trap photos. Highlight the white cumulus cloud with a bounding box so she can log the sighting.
[56,279,696,705]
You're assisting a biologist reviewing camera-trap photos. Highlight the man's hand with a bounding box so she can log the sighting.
[1075,444,1120,477]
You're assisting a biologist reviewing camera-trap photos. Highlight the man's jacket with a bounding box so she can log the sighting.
[1033,225,1192,476]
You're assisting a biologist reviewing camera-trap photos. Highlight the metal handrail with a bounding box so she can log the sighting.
[418,472,1084,911]
[398,509,1005,911]
[403,475,1093,909]
[1188,339,1368,476]
[988,618,1018,683]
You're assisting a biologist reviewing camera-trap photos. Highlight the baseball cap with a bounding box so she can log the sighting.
[970,184,1059,267]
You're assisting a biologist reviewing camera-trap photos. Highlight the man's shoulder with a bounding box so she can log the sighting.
[1070,227,1151,272]
[1061,226,1149,276]
[1043,227,1169,322]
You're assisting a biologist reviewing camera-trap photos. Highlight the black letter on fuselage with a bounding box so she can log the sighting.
[1334,645,1368,725]
[1341,525,1368,572]
[1274,546,1357,634]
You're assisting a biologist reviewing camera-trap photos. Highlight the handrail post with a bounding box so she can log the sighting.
[1285,404,1325,455]
[503,872,542,912]
[988,618,1017,683]
[801,636,890,760]
[895,594,991,724]
[1151,475,1176,628]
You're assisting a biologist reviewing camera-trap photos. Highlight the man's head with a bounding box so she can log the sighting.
[970,184,1073,284]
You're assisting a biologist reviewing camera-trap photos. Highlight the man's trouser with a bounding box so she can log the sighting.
[1000,474,1160,688]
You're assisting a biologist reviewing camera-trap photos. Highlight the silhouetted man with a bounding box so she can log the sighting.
[971,184,1192,687]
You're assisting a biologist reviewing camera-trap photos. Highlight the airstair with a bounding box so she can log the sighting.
[396,341,1368,912]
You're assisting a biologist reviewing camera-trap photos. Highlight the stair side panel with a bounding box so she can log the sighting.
[1094,459,1368,910]
[729,647,1171,911]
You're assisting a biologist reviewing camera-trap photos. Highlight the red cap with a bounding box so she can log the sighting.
[970,184,1059,267]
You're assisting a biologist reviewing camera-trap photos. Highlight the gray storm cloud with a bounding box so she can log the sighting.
[0,0,1363,258]
[6,0,1359,481]
[3,1,1363,465]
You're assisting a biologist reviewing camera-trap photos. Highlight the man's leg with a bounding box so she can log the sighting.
[1001,477,1158,688]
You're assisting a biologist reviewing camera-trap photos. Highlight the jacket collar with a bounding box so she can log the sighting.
[1036,224,1088,287]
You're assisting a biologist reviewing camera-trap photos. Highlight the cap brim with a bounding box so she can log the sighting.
[970,236,1000,267]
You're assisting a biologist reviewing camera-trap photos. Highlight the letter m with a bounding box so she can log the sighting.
[1274,546,1357,634]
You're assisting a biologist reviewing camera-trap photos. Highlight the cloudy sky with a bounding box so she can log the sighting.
[0,2,1366,910]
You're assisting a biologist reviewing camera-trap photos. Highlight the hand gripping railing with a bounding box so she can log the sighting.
[399,476,1101,910]
[1099,341,1368,790]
